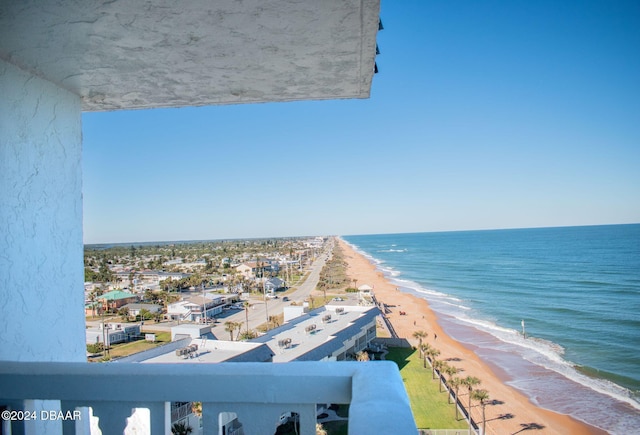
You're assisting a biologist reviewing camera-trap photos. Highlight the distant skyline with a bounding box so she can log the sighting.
[83,1,640,244]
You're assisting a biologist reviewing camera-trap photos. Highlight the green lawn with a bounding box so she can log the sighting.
[385,347,469,431]
[91,330,172,360]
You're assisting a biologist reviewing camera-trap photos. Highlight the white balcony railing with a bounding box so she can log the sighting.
[0,360,416,435]
[170,402,192,423]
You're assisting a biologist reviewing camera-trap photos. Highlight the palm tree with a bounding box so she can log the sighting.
[171,421,193,435]
[238,329,257,341]
[462,376,481,429]
[472,389,490,435]
[118,307,130,321]
[316,423,327,435]
[444,365,458,403]
[412,330,427,355]
[268,315,280,328]
[191,402,202,417]
[434,361,448,392]
[224,321,236,341]
[89,288,104,318]
[143,289,155,303]
[426,347,441,379]
[139,308,151,320]
[419,343,430,368]
[243,301,251,334]
[449,377,463,420]
[356,350,370,361]
[237,322,249,340]
[319,277,328,303]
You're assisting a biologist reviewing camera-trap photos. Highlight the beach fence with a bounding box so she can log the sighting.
[372,295,400,338]
[371,337,412,348]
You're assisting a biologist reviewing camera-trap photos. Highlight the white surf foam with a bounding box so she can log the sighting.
[342,236,640,432]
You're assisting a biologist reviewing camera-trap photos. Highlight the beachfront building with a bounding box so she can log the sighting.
[255,305,380,362]
[125,305,379,365]
[0,1,416,434]
[117,333,274,364]
[107,307,378,434]
[112,328,274,435]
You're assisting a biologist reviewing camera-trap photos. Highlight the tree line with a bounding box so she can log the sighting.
[412,329,491,435]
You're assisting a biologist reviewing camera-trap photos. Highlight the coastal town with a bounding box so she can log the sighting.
[84,236,382,434]
[81,236,600,435]
[84,236,329,330]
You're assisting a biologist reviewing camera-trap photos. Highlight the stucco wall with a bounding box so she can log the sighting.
[0,59,85,362]
[0,0,380,111]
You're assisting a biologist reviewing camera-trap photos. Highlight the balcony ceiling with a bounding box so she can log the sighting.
[0,0,380,111]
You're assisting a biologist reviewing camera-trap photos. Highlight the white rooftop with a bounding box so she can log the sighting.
[0,0,380,111]
[117,305,378,364]
[254,305,379,362]
[142,338,273,364]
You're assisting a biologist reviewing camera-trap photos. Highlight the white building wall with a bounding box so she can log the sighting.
[0,59,85,363]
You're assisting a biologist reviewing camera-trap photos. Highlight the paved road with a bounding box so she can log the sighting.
[216,239,334,332]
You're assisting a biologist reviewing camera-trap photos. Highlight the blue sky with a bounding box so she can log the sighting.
[82,0,640,244]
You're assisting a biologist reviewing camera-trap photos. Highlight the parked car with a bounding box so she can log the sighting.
[282,296,289,302]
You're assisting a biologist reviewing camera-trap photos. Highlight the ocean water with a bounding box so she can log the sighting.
[343,224,640,434]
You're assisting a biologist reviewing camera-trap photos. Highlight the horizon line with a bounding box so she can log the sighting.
[83,221,639,247]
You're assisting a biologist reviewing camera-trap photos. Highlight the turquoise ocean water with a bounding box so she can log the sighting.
[343,224,640,433]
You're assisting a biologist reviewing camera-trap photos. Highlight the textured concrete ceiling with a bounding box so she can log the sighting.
[0,0,380,111]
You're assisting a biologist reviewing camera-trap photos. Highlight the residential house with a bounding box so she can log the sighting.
[264,277,286,293]
[235,261,270,279]
[181,259,207,269]
[167,295,226,323]
[158,271,191,282]
[139,270,161,283]
[163,258,184,266]
[99,290,139,312]
[122,303,163,317]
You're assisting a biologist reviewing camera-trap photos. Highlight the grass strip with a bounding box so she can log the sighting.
[385,347,468,430]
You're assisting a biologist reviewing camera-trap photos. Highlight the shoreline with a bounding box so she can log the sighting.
[337,238,605,435]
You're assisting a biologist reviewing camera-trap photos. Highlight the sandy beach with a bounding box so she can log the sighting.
[337,238,605,435]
